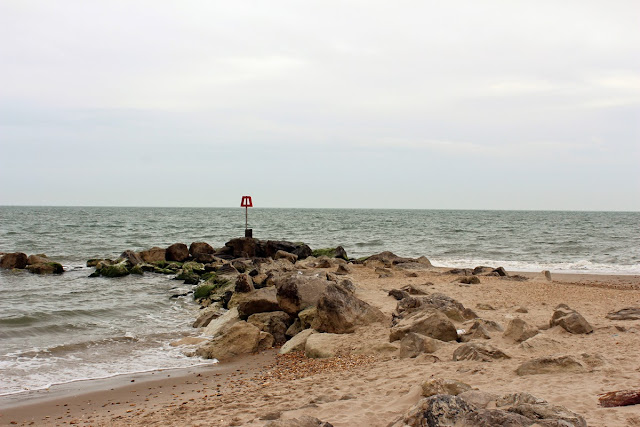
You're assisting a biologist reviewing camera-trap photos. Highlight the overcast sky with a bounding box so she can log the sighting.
[1,1,638,210]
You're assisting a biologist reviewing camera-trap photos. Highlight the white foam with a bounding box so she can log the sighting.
[431,258,640,275]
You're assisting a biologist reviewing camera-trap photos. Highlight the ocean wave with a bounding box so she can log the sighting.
[431,257,640,275]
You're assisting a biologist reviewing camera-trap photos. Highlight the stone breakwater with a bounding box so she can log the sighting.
[0,252,64,274]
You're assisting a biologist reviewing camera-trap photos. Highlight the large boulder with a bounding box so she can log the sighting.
[550,304,593,334]
[235,287,281,319]
[202,307,240,337]
[139,247,166,263]
[274,250,298,264]
[189,242,215,256]
[0,252,28,269]
[305,333,349,358]
[312,284,386,334]
[311,246,349,261]
[275,275,331,315]
[516,355,587,376]
[96,260,130,278]
[225,238,265,258]
[503,318,539,343]
[166,243,189,262]
[235,273,255,293]
[453,342,510,362]
[248,311,292,345]
[390,309,458,342]
[195,321,273,361]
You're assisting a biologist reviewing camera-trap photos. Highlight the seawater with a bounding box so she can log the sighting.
[0,206,638,395]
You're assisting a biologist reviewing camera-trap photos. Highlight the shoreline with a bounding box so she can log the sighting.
[1,268,639,426]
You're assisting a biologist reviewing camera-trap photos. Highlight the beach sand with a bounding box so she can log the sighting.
[1,267,639,426]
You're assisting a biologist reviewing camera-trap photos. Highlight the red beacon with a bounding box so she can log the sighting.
[240,196,253,237]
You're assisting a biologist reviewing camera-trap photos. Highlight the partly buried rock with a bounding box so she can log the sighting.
[393,293,477,324]
[421,378,471,397]
[195,321,273,361]
[550,304,593,334]
[460,322,492,342]
[503,318,539,343]
[399,332,439,358]
[606,307,640,321]
[515,355,587,376]
[139,247,166,263]
[166,243,189,262]
[275,275,331,315]
[265,416,334,427]
[312,283,386,334]
[598,389,640,407]
[453,342,510,362]
[458,276,481,285]
[390,309,458,342]
[0,252,28,269]
[280,329,316,354]
[248,311,292,345]
[235,287,281,319]
[390,392,587,427]
[311,246,348,261]
[305,333,348,358]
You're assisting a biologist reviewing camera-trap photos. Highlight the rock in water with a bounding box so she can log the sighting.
[139,247,166,263]
[0,252,28,269]
[189,241,214,256]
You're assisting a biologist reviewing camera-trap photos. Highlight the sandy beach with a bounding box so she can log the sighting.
[1,266,639,427]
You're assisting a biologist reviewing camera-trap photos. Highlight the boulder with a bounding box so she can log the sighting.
[234,287,280,319]
[274,250,298,264]
[312,283,386,334]
[266,240,312,260]
[216,263,239,276]
[235,273,255,293]
[473,266,494,275]
[225,237,264,258]
[453,342,510,362]
[305,333,348,358]
[192,309,222,328]
[311,246,349,261]
[248,311,292,345]
[468,318,503,332]
[275,275,331,315]
[193,253,217,263]
[120,250,143,266]
[421,378,471,397]
[399,332,439,358]
[0,252,28,269]
[97,261,130,278]
[460,322,492,342]
[298,306,317,329]
[390,309,458,342]
[388,289,410,300]
[458,276,480,284]
[189,242,215,256]
[202,307,240,337]
[550,304,593,334]
[390,392,587,427]
[393,293,476,324]
[195,321,273,360]
[503,318,539,343]
[279,329,317,354]
[26,254,49,265]
[166,243,189,262]
[139,247,166,263]
[493,267,508,276]
[26,262,64,274]
[515,355,587,376]
[606,307,640,321]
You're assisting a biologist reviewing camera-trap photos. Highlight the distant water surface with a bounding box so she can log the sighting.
[0,206,638,395]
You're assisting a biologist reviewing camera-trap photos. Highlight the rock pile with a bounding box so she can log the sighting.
[0,252,64,274]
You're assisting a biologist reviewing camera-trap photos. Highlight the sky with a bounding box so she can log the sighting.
[1,1,639,210]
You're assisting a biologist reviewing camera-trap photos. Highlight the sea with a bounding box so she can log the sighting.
[0,206,639,396]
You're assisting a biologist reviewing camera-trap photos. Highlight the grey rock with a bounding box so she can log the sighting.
[453,342,510,362]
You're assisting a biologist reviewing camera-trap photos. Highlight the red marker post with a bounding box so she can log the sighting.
[241,196,253,238]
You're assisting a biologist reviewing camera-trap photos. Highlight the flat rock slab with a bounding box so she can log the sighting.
[606,307,640,320]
